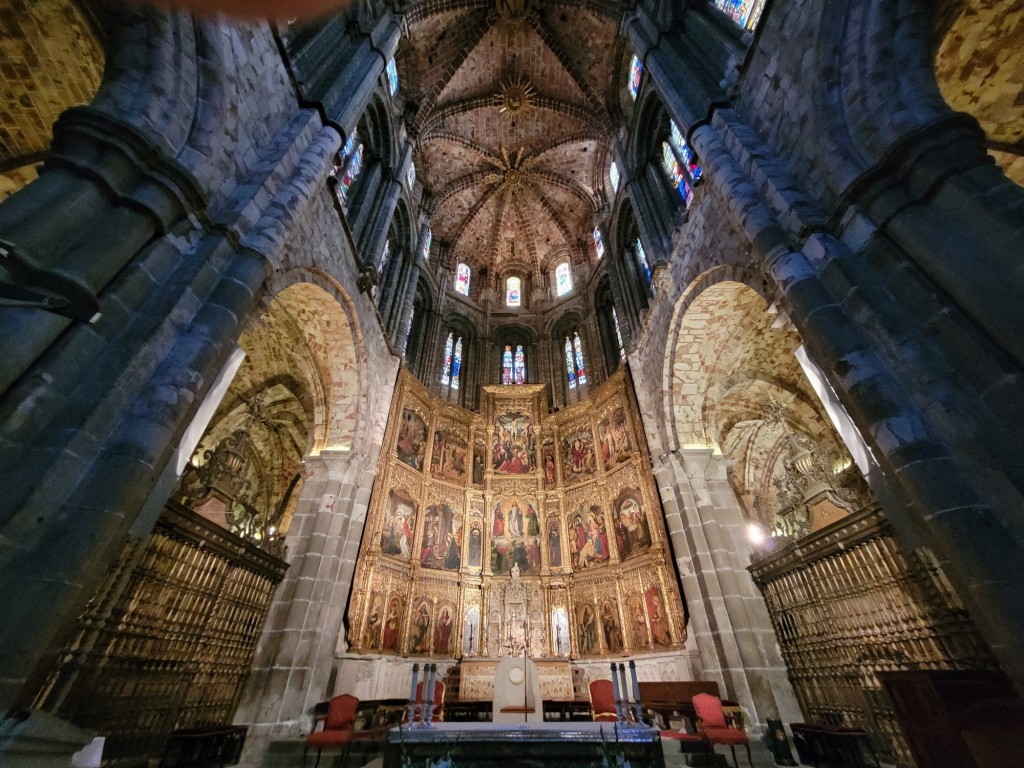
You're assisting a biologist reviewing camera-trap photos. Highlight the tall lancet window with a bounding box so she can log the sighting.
[454,263,471,296]
[421,227,432,261]
[612,307,626,361]
[451,337,463,390]
[635,238,651,285]
[441,333,454,386]
[502,345,513,385]
[662,119,702,208]
[513,345,526,384]
[333,131,364,205]
[386,58,399,95]
[711,0,767,31]
[593,227,605,260]
[565,338,577,390]
[506,276,521,307]
[573,333,587,386]
[628,54,642,100]
[555,263,572,296]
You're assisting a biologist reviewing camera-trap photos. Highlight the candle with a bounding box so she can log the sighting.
[407,663,420,726]
[617,663,629,721]
[424,663,437,727]
[610,663,623,723]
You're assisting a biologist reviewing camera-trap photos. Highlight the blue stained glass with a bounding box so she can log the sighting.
[565,338,576,390]
[635,238,651,285]
[451,337,463,390]
[337,143,364,203]
[502,346,513,385]
[341,130,359,163]
[670,120,703,185]
[441,332,453,386]
[593,227,605,260]
[555,263,572,296]
[712,0,766,30]
[455,263,471,296]
[421,228,432,261]
[574,333,587,386]
[628,54,642,100]
[514,345,525,385]
[386,59,399,95]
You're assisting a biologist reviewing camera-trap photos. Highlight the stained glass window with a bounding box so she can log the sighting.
[593,227,605,260]
[340,130,359,164]
[441,332,454,386]
[451,337,463,390]
[455,263,471,296]
[407,161,416,190]
[670,120,703,184]
[336,143,364,204]
[514,345,526,385]
[506,276,521,307]
[378,238,391,272]
[386,58,399,95]
[565,338,577,390]
[502,345,513,385]
[612,307,626,361]
[635,238,651,284]
[661,141,692,205]
[555,263,572,296]
[711,0,767,31]
[609,161,620,192]
[628,54,643,100]
[573,333,587,386]
[421,227,432,261]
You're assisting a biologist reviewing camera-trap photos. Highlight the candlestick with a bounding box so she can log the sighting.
[629,660,642,726]
[617,663,629,722]
[407,663,420,726]
[424,663,437,727]
[610,662,624,723]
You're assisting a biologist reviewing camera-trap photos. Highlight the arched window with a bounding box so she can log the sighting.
[565,333,588,390]
[593,227,605,260]
[333,132,364,205]
[711,0,767,31]
[628,54,643,100]
[406,160,416,190]
[612,307,626,361]
[555,263,572,296]
[386,58,399,95]
[441,333,465,391]
[441,333,454,385]
[609,161,620,192]
[514,345,526,384]
[661,120,702,208]
[454,263,471,295]
[421,227,432,261]
[506,276,521,307]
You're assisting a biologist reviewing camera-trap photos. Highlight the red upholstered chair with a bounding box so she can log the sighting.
[407,680,445,723]
[589,679,618,722]
[305,693,358,768]
[693,693,752,767]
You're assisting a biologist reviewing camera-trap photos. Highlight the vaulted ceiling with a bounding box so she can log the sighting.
[398,0,628,283]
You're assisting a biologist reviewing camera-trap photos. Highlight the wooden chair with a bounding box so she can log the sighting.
[589,679,618,722]
[305,693,358,768]
[693,693,752,768]
[406,680,445,723]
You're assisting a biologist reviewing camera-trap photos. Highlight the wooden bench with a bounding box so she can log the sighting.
[637,681,741,732]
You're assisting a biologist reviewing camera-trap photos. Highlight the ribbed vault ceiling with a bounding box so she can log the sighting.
[398,0,626,279]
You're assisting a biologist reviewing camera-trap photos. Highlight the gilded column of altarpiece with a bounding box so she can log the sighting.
[348,368,685,661]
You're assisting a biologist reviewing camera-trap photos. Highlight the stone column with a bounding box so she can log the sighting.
[396,261,421,356]
[653,449,801,729]
[234,449,378,765]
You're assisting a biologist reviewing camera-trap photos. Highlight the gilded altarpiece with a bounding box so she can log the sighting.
[348,370,684,662]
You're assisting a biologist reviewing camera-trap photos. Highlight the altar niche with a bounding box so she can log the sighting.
[347,369,686,661]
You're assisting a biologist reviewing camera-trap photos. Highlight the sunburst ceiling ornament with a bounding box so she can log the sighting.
[494,0,540,27]
[495,75,535,121]
[483,147,535,190]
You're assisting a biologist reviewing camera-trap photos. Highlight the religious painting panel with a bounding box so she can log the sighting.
[542,437,557,487]
[492,411,537,475]
[575,602,599,656]
[626,592,650,650]
[472,437,486,486]
[408,598,434,655]
[430,427,469,484]
[644,586,673,647]
[599,599,625,654]
[381,594,405,652]
[489,496,542,575]
[561,424,597,483]
[362,590,385,650]
[598,404,633,471]
[467,520,483,570]
[379,491,417,562]
[610,488,653,561]
[566,501,611,572]
[419,501,463,571]
[434,603,456,656]
[546,517,563,569]
[396,408,428,470]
